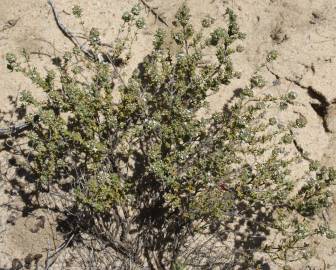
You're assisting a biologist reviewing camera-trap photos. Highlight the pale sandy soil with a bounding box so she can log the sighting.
[1,0,336,269]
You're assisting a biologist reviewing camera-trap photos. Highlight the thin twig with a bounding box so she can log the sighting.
[105,53,127,87]
[0,122,31,138]
[47,0,127,87]
[44,233,75,269]
[139,0,169,27]
[47,0,95,59]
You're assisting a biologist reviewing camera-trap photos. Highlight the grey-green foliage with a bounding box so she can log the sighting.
[5,4,336,268]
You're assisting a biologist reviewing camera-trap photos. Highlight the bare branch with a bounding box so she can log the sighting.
[139,0,169,27]
[47,0,96,60]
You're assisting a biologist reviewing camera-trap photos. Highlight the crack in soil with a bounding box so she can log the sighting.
[267,65,332,132]
[266,65,333,161]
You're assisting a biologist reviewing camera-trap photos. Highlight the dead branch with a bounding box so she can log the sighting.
[47,0,95,60]
[47,0,128,88]
[139,0,169,27]
[0,122,31,138]
[44,233,75,270]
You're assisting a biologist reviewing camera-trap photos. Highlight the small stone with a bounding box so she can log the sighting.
[6,214,16,225]
[24,253,33,268]
[30,215,45,233]
[11,258,23,270]
[310,11,325,24]
[32,253,43,262]
[270,24,288,44]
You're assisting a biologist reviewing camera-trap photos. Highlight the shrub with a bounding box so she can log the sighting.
[5,4,336,269]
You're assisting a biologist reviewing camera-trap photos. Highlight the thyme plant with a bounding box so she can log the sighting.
[5,4,336,269]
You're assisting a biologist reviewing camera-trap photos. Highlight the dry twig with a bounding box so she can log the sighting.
[44,233,75,270]
[47,0,95,59]
[0,122,31,138]
[139,0,169,27]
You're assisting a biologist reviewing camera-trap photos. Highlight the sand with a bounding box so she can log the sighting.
[1,0,336,269]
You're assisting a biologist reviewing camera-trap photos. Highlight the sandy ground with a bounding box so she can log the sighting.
[1,0,336,269]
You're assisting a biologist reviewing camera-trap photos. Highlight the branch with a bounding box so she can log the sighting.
[47,0,128,88]
[44,233,75,270]
[47,0,95,60]
[139,0,169,27]
[0,122,31,138]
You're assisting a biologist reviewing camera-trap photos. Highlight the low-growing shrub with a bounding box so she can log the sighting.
[5,3,336,269]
